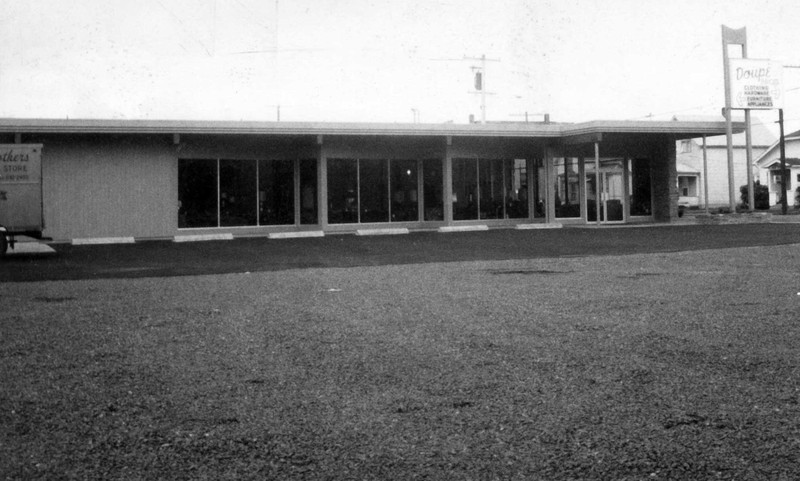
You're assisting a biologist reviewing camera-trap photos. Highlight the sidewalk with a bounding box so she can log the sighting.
[3,223,800,282]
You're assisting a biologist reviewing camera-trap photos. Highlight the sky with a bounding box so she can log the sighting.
[1,0,799,132]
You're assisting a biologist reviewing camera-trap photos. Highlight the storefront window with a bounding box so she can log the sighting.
[300,159,318,224]
[219,159,257,227]
[554,157,581,218]
[423,159,443,221]
[390,160,418,222]
[479,159,504,219]
[535,158,546,218]
[327,159,359,224]
[452,159,478,220]
[180,158,319,228]
[328,158,435,225]
[629,158,652,216]
[359,160,389,223]
[179,159,217,228]
[258,159,294,225]
[506,159,528,219]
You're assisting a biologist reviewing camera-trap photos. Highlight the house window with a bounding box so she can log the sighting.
[770,169,791,190]
[680,140,693,153]
[678,175,698,197]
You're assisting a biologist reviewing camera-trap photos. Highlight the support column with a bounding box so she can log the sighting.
[594,143,600,226]
[443,136,453,224]
[650,139,679,222]
[317,135,328,229]
[545,146,556,222]
[293,158,301,225]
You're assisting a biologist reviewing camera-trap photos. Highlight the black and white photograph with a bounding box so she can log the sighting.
[2,0,800,479]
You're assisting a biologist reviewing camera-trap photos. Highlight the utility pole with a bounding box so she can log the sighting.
[779,108,787,214]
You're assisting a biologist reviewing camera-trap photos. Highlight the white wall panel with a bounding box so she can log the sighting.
[42,136,176,240]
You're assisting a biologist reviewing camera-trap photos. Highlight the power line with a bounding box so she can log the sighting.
[155,0,213,57]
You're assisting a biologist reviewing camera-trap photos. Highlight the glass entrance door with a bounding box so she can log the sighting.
[586,159,625,223]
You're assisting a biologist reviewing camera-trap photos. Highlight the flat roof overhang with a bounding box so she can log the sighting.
[0,118,744,140]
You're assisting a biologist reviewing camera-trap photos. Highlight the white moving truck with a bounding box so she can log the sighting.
[0,144,43,255]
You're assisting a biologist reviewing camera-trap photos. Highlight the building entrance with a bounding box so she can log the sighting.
[586,159,625,223]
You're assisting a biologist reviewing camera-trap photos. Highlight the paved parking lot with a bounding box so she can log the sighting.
[2,223,800,282]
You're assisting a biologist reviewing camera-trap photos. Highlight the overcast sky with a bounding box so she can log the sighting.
[1,0,799,131]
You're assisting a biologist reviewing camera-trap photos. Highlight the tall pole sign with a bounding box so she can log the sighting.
[722,25,784,212]
[721,25,748,213]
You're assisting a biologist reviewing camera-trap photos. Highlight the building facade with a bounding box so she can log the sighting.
[0,118,737,243]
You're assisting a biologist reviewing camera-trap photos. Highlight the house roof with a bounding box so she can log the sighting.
[700,120,778,147]
[754,129,800,167]
[677,162,700,174]
[0,117,742,141]
[765,158,800,168]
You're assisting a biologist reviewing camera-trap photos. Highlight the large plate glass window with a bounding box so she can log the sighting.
[360,160,389,223]
[258,159,294,225]
[534,158,546,217]
[327,159,359,224]
[452,158,478,220]
[479,159,504,219]
[423,159,443,221]
[179,159,217,228]
[390,160,418,222]
[505,159,528,219]
[300,159,318,224]
[220,159,257,227]
[629,158,652,216]
[554,157,581,218]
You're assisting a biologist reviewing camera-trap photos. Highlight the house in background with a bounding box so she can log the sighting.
[676,119,777,209]
[754,129,800,207]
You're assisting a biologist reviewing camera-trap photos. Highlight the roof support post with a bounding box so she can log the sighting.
[443,136,453,224]
[594,141,601,226]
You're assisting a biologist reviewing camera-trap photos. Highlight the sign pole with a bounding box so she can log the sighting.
[741,37,755,212]
[745,110,754,211]
[721,25,746,213]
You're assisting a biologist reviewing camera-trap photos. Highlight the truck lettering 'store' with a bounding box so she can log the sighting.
[2,164,27,172]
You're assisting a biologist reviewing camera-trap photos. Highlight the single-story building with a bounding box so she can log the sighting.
[0,118,740,243]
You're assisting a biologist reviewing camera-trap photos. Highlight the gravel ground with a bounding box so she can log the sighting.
[2,244,800,479]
